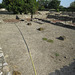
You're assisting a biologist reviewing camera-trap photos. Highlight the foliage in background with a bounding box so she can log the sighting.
[38,5,45,11]
[0,3,5,8]
[70,1,75,8]
[38,0,52,10]
[2,0,75,13]
[59,5,67,11]
[2,0,38,21]
[48,0,60,11]
[59,1,75,12]
[68,1,75,12]
[2,0,38,14]
[2,0,24,14]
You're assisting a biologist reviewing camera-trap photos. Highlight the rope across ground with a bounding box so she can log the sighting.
[15,23,37,75]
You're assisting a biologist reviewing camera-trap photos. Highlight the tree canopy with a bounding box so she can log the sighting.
[48,0,60,11]
[38,0,52,9]
[2,0,37,14]
[0,3,5,8]
[67,1,75,12]
[70,1,75,8]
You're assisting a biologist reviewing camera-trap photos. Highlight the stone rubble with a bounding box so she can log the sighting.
[0,48,12,75]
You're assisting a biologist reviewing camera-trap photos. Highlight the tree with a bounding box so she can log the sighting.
[70,1,75,8]
[64,1,75,12]
[59,5,67,11]
[38,0,52,9]
[48,0,60,11]
[28,0,37,21]
[2,0,38,20]
[68,1,75,12]
[0,3,5,8]
[38,0,51,6]
[2,0,24,14]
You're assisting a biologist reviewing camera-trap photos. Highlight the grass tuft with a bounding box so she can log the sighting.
[42,38,47,41]
[47,39,54,43]
[55,53,59,57]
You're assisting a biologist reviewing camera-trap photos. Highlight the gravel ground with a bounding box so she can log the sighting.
[0,13,75,75]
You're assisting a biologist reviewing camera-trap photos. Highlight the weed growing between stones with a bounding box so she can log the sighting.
[55,53,59,57]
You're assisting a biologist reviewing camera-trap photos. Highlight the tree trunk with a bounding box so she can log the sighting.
[31,14,33,21]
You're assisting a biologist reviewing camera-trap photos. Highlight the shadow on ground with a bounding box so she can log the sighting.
[49,60,75,75]
[33,21,43,24]
[34,18,75,30]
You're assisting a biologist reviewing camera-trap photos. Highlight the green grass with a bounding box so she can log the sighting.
[42,38,54,43]
[47,39,54,43]
[55,53,59,57]
[42,38,47,41]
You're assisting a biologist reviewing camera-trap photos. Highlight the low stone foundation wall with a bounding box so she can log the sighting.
[62,12,75,17]
[47,15,75,23]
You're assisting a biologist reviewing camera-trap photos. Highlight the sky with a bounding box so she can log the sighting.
[0,0,75,7]
[60,0,75,7]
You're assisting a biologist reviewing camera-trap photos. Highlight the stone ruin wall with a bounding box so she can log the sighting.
[47,12,75,23]
[47,14,75,23]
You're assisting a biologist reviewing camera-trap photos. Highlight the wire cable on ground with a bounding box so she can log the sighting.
[14,23,37,75]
